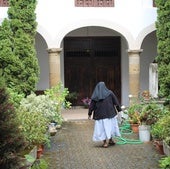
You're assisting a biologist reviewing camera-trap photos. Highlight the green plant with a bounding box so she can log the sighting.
[25,154,35,164]
[7,87,25,109]
[31,158,49,169]
[165,137,170,146]
[66,92,78,106]
[151,114,170,140]
[127,104,143,124]
[151,121,164,140]
[159,156,170,169]
[16,108,50,148]
[140,103,164,125]
[19,93,63,124]
[45,82,71,113]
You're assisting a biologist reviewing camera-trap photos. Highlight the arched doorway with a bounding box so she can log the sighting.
[64,36,121,105]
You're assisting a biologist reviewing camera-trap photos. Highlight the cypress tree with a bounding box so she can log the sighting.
[155,0,170,97]
[0,76,26,169]
[0,19,23,92]
[0,0,39,95]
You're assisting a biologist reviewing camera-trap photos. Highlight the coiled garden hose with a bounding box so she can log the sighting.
[115,120,143,145]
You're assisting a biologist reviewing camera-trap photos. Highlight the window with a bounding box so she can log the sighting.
[75,0,114,7]
[0,0,8,7]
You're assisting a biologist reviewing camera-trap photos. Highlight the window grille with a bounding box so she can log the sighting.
[75,0,114,7]
[0,0,8,7]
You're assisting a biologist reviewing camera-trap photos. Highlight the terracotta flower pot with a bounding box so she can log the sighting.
[37,145,44,159]
[130,123,139,133]
[153,140,165,155]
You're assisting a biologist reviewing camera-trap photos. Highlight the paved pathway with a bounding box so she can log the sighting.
[43,108,164,169]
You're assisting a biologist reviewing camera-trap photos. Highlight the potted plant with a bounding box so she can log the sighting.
[127,104,143,133]
[150,115,168,155]
[16,107,50,158]
[140,103,164,126]
[141,90,150,100]
[138,103,164,142]
[138,102,169,142]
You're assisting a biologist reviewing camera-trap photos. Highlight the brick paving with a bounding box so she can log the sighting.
[43,108,164,169]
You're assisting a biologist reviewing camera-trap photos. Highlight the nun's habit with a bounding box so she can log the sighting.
[88,82,121,142]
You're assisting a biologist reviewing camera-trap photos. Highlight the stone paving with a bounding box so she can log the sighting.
[43,108,164,169]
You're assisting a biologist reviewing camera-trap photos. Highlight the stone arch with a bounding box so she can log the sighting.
[54,19,134,48]
[135,23,156,49]
[36,24,52,48]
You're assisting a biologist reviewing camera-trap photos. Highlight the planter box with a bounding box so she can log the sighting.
[163,140,170,156]
[29,146,37,159]
[19,146,37,169]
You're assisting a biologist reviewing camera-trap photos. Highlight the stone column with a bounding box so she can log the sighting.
[47,48,62,87]
[128,49,143,100]
[149,63,158,98]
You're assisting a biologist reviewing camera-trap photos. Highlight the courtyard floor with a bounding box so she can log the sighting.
[42,108,164,169]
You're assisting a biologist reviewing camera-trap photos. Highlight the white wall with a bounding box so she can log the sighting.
[35,0,157,48]
[35,33,49,90]
[0,0,157,49]
[140,31,157,92]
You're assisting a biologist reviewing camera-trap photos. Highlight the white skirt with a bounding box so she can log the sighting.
[93,117,121,141]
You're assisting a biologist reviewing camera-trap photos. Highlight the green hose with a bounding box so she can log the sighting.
[115,120,143,145]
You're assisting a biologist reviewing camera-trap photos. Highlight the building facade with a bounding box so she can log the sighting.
[0,0,157,106]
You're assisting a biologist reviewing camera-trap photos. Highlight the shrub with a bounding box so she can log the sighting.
[19,93,63,124]
[16,108,50,147]
[44,82,71,114]
[0,76,26,169]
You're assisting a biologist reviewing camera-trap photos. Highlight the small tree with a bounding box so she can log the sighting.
[0,75,26,169]
[0,0,39,95]
[155,0,170,97]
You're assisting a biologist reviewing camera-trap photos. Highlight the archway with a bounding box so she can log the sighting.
[63,27,123,105]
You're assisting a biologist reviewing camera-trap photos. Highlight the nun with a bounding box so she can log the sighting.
[88,82,122,148]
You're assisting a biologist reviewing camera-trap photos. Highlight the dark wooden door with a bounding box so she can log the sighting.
[64,37,121,105]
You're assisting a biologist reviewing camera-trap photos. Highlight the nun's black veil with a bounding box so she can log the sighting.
[91,82,112,101]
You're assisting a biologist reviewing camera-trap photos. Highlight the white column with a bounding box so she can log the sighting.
[149,63,158,98]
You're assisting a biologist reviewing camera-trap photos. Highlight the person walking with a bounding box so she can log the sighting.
[88,81,122,148]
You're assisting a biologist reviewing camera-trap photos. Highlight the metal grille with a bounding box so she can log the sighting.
[75,0,114,7]
[0,0,8,7]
